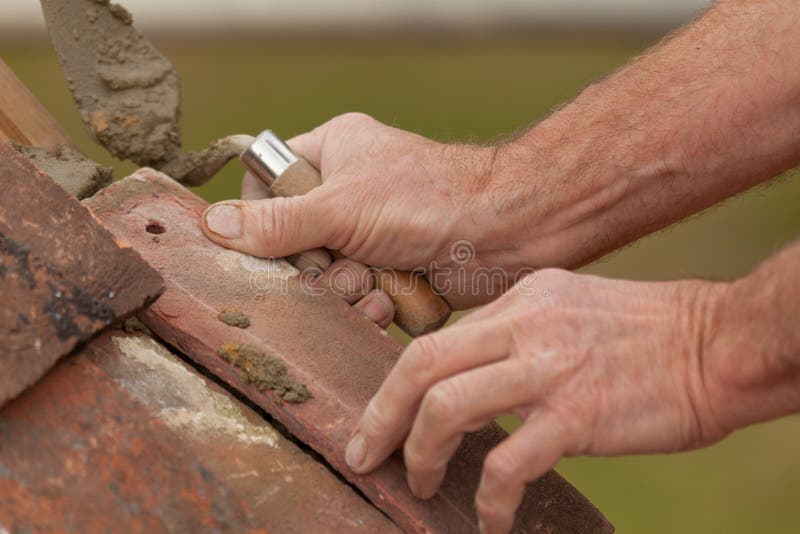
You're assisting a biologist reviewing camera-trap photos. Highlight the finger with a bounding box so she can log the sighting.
[202,193,331,258]
[314,259,374,304]
[476,412,566,534]
[457,284,528,327]
[286,122,331,172]
[404,358,539,499]
[289,248,333,276]
[344,317,511,475]
[456,303,503,326]
[353,289,395,328]
[241,171,271,200]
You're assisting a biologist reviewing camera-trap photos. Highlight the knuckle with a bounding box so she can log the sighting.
[513,268,568,302]
[403,442,431,473]
[537,267,567,281]
[507,312,533,335]
[307,190,345,246]
[474,493,503,524]
[335,111,374,127]
[334,258,368,275]
[360,398,396,441]
[260,198,301,249]
[549,408,586,453]
[508,357,537,390]
[422,379,462,423]
[404,335,441,381]
[328,261,362,295]
[483,448,519,485]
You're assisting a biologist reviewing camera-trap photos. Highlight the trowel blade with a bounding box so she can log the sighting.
[40,0,182,167]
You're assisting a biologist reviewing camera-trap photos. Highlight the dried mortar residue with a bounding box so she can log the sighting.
[11,143,112,199]
[122,316,152,336]
[217,309,250,329]
[218,342,311,404]
[111,336,280,447]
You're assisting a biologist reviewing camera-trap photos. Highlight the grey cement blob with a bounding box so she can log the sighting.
[41,0,252,185]
[11,142,112,199]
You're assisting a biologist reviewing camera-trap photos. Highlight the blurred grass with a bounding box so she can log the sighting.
[3,34,800,533]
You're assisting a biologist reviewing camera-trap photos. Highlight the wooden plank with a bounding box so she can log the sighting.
[86,169,614,533]
[0,59,110,200]
[0,58,74,150]
[0,331,399,533]
[0,143,163,407]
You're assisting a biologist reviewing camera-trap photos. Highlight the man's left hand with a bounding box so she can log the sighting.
[344,269,730,533]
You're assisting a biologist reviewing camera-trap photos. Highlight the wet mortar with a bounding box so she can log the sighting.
[42,0,182,165]
[41,0,252,185]
[218,342,311,404]
[10,143,112,200]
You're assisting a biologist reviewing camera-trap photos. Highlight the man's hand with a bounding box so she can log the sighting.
[204,113,540,308]
[344,269,731,532]
[346,239,800,533]
[205,122,403,326]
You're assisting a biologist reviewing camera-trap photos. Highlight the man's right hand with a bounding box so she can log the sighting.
[203,113,539,308]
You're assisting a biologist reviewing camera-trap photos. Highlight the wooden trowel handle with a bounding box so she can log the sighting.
[0,58,74,150]
[273,158,451,337]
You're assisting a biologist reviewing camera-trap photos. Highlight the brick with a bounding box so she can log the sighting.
[86,169,613,533]
[0,59,74,152]
[0,143,163,407]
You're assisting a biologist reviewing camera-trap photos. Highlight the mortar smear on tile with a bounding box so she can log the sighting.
[218,342,311,404]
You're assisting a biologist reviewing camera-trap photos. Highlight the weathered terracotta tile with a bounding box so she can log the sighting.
[0,143,163,407]
[86,169,613,533]
[0,338,258,532]
[0,331,398,533]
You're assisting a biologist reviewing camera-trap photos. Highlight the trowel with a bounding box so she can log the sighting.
[39,0,250,185]
[40,0,452,337]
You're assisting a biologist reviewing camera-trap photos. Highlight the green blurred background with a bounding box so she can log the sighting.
[3,32,799,532]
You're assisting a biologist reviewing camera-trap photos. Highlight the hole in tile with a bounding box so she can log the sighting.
[146,221,166,234]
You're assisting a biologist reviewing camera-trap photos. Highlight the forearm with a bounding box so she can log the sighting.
[491,0,800,269]
[705,239,800,433]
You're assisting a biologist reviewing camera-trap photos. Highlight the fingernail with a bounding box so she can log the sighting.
[362,291,392,324]
[205,203,243,239]
[345,433,367,471]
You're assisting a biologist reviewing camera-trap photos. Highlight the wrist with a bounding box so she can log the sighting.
[665,278,732,447]
[703,257,800,434]
[483,111,632,270]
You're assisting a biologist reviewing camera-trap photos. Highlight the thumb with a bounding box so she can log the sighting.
[202,194,331,259]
